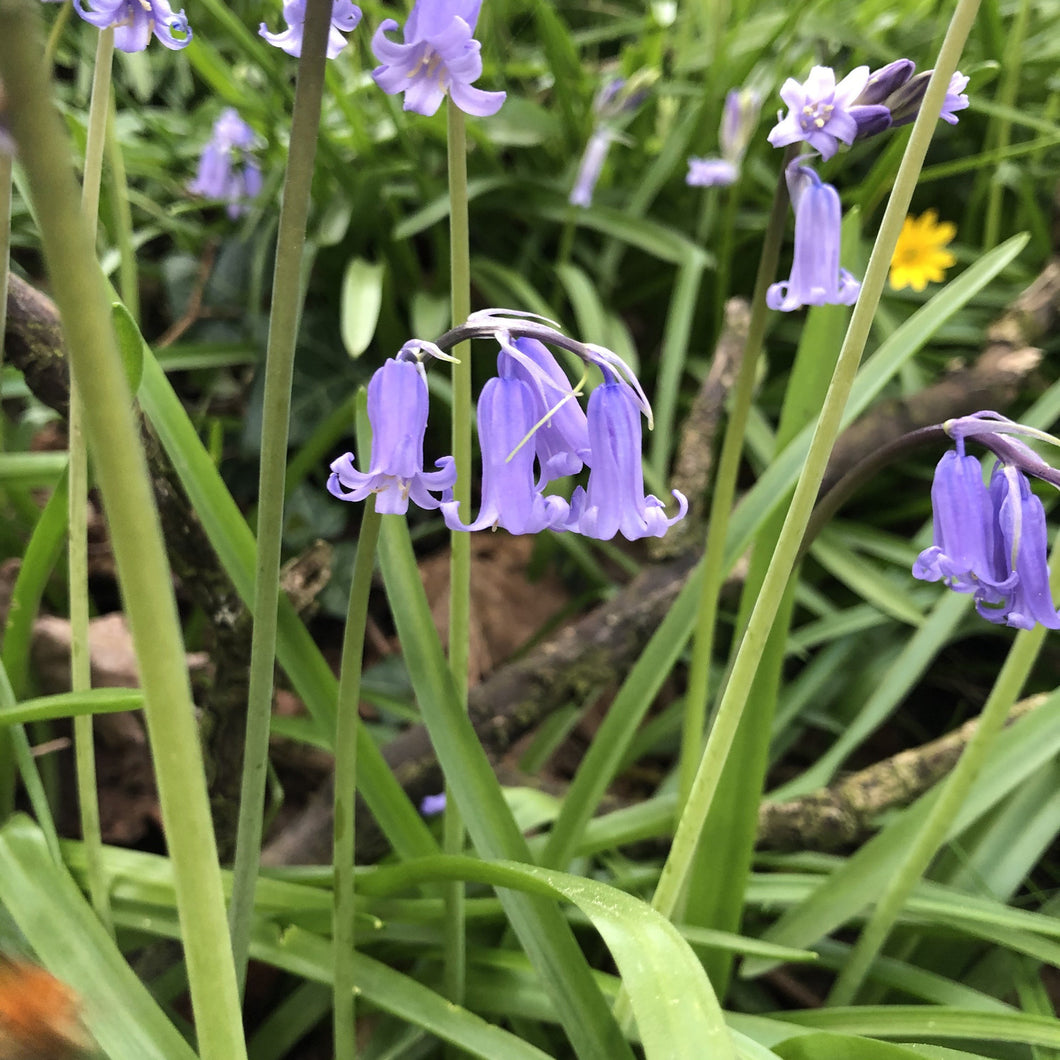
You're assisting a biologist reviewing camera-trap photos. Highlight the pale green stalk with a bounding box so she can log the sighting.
[333,503,381,1060]
[677,157,791,807]
[652,0,981,927]
[0,94,13,822]
[444,100,471,1011]
[981,0,1031,249]
[228,0,332,992]
[105,99,139,322]
[0,4,247,1056]
[828,555,1055,1004]
[71,25,114,935]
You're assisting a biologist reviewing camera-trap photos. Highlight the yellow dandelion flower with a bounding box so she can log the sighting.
[889,210,957,292]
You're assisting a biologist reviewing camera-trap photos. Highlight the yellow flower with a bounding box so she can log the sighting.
[889,210,957,292]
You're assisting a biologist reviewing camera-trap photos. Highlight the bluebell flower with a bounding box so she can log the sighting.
[687,88,760,189]
[564,372,687,541]
[328,356,456,515]
[767,164,860,312]
[686,157,738,187]
[913,412,1060,630]
[499,335,590,484]
[876,67,970,128]
[371,0,505,117]
[260,0,361,59]
[420,792,447,816]
[569,76,649,207]
[441,362,571,535]
[767,65,888,159]
[188,109,263,219]
[72,0,191,50]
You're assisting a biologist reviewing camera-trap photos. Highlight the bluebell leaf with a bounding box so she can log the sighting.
[328,358,455,514]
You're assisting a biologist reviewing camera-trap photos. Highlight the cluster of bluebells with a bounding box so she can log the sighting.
[569,75,650,208]
[686,88,761,189]
[765,60,968,312]
[188,109,262,219]
[913,413,1060,630]
[327,311,688,542]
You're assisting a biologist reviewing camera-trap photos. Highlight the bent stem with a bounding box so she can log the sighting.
[444,100,471,1011]
[0,4,247,1056]
[650,0,982,934]
[228,0,332,992]
[333,501,381,1060]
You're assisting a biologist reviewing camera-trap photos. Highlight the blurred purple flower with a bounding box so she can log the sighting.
[767,65,887,159]
[940,72,970,124]
[260,0,361,59]
[371,0,505,117]
[686,157,738,187]
[767,164,860,312]
[328,357,456,514]
[188,109,263,219]
[564,373,687,541]
[420,793,447,816]
[570,129,615,206]
[72,0,191,50]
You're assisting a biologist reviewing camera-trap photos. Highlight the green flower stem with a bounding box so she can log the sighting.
[655,0,980,926]
[69,24,114,936]
[104,98,139,323]
[677,156,791,808]
[0,105,13,822]
[228,0,332,992]
[333,501,381,1060]
[444,100,471,1010]
[827,558,1055,1005]
[0,4,247,1057]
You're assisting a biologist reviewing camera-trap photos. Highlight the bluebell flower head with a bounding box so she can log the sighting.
[720,87,762,162]
[686,157,738,187]
[260,0,361,59]
[328,355,456,515]
[188,109,263,219]
[441,365,571,535]
[371,0,505,117]
[564,371,687,541]
[767,164,860,312]
[853,59,916,107]
[767,65,888,159]
[72,0,191,50]
[913,412,1060,630]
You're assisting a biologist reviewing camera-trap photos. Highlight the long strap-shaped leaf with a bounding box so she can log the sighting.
[0,815,199,1060]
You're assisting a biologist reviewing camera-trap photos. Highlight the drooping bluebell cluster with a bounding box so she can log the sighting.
[371,0,506,117]
[71,0,191,50]
[687,88,761,188]
[328,312,687,542]
[765,59,969,312]
[569,76,650,207]
[188,109,263,219]
[913,412,1060,630]
[260,0,362,59]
